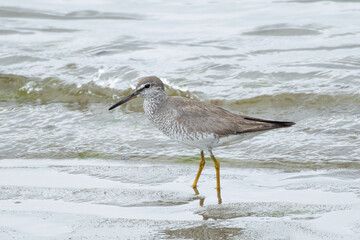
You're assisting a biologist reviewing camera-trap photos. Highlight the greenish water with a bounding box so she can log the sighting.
[0,0,360,239]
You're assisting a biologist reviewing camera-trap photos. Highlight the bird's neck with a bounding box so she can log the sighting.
[143,92,167,117]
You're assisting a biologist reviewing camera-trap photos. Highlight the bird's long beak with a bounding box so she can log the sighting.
[109,89,140,110]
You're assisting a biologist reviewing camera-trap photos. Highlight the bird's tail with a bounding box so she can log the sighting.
[243,116,295,127]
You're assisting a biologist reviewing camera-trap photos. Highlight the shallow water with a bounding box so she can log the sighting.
[1,0,360,239]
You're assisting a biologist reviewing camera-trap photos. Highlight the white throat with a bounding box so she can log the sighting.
[143,92,167,118]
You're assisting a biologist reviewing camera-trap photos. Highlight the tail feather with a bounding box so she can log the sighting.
[243,116,296,127]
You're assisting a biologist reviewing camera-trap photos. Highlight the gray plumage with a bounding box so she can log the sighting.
[133,76,295,151]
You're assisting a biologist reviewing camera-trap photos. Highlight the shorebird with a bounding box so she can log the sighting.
[109,76,295,203]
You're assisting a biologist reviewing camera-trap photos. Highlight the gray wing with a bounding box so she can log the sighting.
[167,96,294,137]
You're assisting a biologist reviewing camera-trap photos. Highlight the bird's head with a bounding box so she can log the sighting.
[109,76,165,110]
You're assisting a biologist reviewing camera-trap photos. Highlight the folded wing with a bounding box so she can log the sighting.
[168,97,295,137]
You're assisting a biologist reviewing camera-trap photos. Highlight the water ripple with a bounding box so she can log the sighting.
[249,44,360,55]
[243,24,322,36]
[0,7,145,20]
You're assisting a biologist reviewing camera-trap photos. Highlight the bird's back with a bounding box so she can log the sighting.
[165,96,294,135]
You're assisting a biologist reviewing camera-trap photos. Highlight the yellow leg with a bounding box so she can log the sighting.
[192,151,205,188]
[217,188,222,204]
[209,151,222,204]
[209,151,220,190]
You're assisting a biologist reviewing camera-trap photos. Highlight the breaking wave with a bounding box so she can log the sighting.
[0,74,197,105]
[1,74,360,112]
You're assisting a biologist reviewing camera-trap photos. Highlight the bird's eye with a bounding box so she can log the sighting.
[144,84,150,88]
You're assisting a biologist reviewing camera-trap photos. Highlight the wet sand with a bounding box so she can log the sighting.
[1,158,359,239]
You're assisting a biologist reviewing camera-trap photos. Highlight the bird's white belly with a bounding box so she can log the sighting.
[217,131,266,147]
[175,134,219,151]
[158,123,219,150]
[172,131,265,150]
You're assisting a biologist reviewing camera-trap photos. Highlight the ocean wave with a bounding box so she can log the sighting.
[0,74,197,105]
[206,92,360,117]
[1,73,360,112]
[0,74,120,104]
